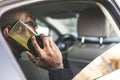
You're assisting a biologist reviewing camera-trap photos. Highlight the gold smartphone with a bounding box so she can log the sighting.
[8,20,37,50]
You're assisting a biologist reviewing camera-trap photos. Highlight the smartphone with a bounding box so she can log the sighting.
[8,20,37,50]
[8,20,44,57]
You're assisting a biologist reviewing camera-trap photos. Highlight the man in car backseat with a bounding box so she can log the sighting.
[0,9,73,80]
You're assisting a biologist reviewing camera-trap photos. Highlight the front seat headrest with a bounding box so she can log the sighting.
[77,7,109,37]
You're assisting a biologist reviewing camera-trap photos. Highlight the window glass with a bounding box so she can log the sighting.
[115,0,120,9]
[51,14,79,36]
[50,11,119,42]
[36,19,49,36]
[35,19,59,41]
[50,29,59,41]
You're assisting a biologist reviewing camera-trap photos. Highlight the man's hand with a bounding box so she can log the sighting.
[26,34,63,70]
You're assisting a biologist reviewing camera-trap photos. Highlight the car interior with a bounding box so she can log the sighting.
[1,1,120,80]
[67,6,118,75]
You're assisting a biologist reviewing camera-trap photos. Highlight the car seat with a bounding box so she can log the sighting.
[67,7,116,76]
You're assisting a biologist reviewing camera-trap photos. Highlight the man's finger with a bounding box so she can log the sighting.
[31,36,44,57]
[26,51,41,66]
[26,51,36,63]
[40,34,51,51]
[40,34,46,39]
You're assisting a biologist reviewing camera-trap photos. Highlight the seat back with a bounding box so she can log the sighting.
[67,7,115,75]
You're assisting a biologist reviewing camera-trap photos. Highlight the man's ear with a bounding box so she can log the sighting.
[3,26,9,38]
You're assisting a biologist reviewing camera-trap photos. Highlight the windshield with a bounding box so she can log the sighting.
[51,14,79,36]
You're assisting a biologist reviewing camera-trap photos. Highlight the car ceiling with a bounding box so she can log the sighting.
[23,1,97,18]
[1,1,97,19]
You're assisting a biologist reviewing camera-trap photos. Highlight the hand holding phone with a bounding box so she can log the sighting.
[8,20,44,57]
[27,36,44,57]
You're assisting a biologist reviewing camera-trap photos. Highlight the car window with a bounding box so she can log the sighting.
[35,18,59,41]
[52,14,79,36]
[50,13,119,42]
[35,19,50,36]
[50,29,59,41]
[114,0,120,9]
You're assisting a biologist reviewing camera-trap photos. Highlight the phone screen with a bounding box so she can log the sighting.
[8,20,36,50]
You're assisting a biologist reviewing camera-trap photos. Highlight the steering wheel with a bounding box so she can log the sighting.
[55,34,77,52]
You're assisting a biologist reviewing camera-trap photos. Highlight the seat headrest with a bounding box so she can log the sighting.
[77,7,109,37]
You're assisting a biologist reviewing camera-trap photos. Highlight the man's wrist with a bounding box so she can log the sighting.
[48,63,64,70]
[49,68,73,80]
[55,63,64,69]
